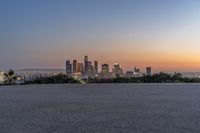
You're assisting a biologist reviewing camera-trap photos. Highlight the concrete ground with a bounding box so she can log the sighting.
[0,83,200,133]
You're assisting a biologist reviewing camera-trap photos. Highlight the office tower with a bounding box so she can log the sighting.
[101,64,109,74]
[146,67,152,76]
[77,63,84,73]
[112,63,123,77]
[73,60,78,73]
[94,60,98,74]
[84,56,89,74]
[87,61,94,76]
[66,60,72,75]
[134,67,140,73]
[90,65,94,76]
[101,64,112,79]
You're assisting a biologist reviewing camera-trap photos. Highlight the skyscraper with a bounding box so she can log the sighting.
[101,64,112,79]
[134,67,140,73]
[84,55,88,74]
[87,61,94,77]
[112,63,123,77]
[66,60,72,75]
[101,64,109,74]
[146,67,152,76]
[73,60,77,73]
[77,63,84,73]
[94,60,98,74]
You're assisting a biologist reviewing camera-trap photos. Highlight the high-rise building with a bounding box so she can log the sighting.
[90,65,94,76]
[101,64,112,79]
[146,67,152,76]
[66,60,72,75]
[73,60,77,73]
[84,55,89,74]
[87,61,94,76]
[134,67,140,73]
[77,63,84,73]
[101,64,109,74]
[94,60,98,74]
[112,63,123,77]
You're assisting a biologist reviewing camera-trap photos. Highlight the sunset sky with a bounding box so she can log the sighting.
[1,0,200,72]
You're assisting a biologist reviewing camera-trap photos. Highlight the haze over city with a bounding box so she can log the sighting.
[1,0,200,72]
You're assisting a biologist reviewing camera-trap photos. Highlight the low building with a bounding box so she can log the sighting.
[125,70,142,78]
[100,72,113,79]
[126,71,134,78]
[72,72,83,79]
[0,71,5,84]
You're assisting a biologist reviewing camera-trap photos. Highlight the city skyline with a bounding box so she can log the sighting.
[1,0,200,72]
[65,55,147,79]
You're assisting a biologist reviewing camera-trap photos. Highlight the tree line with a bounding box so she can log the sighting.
[25,72,200,84]
[2,70,200,85]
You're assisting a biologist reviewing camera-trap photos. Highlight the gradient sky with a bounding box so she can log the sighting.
[1,0,200,72]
